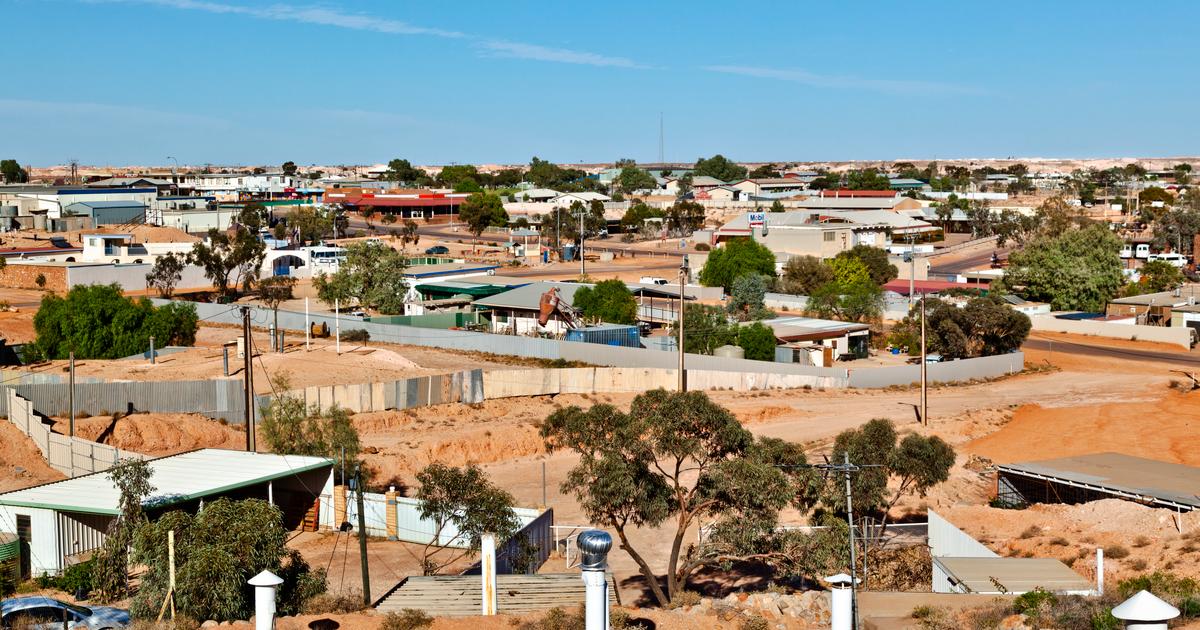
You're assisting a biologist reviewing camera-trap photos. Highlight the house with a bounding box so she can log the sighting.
[0,185,157,217]
[731,178,809,197]
[473,281,585,335]
[1105,286,1200,327]
[323,188,472,221]
[549,192,611,205]
[714,210,935,258]
[0,449,333,577]
[794,196,921,212]
[513,188,560,202]
[74,233,191,264]
[693,185,741,201]
[663,176,726,195]
[888,178,929,191]
[759,316,872,366]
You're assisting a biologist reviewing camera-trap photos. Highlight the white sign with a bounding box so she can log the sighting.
[748,211,765,227]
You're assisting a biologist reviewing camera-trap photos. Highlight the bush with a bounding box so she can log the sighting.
[740,616,769,630]
[57,559,94,597]
[694,243,710,251]
[380,609,433,630]
[32,284,198,359]
[1013,587,1057,616]
[1104,545,1130,559]
[302,591,364,614]
[517,606,585,630]
[341,329,370,342]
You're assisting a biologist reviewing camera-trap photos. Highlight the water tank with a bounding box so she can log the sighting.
[32,214,47,230]
[713,345,745,359]
[0,206,17,217]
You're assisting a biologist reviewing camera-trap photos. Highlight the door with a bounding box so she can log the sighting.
[16,514,30,580]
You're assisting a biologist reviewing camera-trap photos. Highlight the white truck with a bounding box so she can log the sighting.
[640,276,669,285]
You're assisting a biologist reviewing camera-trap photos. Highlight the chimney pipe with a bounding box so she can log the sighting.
[481,533,497,616]
[578,530,612,630]
[826,573,856,630]
[248,570,283,630]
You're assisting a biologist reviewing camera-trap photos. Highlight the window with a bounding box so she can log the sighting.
[823,232,836,242]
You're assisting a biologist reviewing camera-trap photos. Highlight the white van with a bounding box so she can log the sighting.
[1119,244,1134,259]
[1135,243,1151,259]
[640,276,669,285]
[1148,252,1188,268]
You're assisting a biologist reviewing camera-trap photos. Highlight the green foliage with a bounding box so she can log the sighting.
[828,256,873,287]
[146,253,186,298]
[341,328,370,342]
[312,240,409,314]
[0,159,28,184]
[131,499,325,621]
[769,199,785,213]
[698,238,776,291]
[693,154,747,182]
[540,389,816,606]
[32,284,198,360]
[737,322,778,361]
[573,279,638,325]
[285,206,338,244]
[1139,186,1174,206]
[384,159,429,185]
[1128,260,1184,294]
[826,419,955,516]
[999,223,1124,311]
[845,168,890,190]
[257,275,296,310]
[281,161,297,176]
[1151,207,1200,255]
[778,255,834,295]
[616,164,657,194]
[34,558,94,597]
[190,219,267,298]
[750,164,781,179]
[1013,588,1057,616]
[833,245,898,286]
[259,375,360,479]
[674,303,737,354]
[620,201,665,229]
[415,463,520,575]
[437,164,479,189]
[381,609,434,630]
[888,296,1031,359]
[458,192,508,239]
[664,200,705,234]
[727,273,772,320]
[527,157,586,189]
[94,459,155,602]
[805,281,884,323]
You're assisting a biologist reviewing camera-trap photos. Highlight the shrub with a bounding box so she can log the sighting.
[1130,559,1148,571]
[341,329,370,342]
[1049,537,1070,546]
[302,590,364,614]
[1013,588,1057,616]
[517,606,585,630]
[1104,545,1130,559]
[32,284,199,359]
[380,609,433,630]
[1018,525,1041,539]
[694,243,710,251]
[666,589,703,609]
[1132,535,1151,548]
[740,616,769,630]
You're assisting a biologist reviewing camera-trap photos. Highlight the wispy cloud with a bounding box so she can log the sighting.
[96,0,649,68]
[479,40,648,69]
[114,0,465,37]
[703,64,981,94]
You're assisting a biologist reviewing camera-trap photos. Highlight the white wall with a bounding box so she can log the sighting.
[0,505,59,576]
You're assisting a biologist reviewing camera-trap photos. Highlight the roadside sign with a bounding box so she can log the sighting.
[748,211,765,227]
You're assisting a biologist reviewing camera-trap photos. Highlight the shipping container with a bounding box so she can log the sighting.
[565,324,641,348]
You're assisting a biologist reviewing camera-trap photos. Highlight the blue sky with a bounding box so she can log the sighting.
[3,0,1199,166]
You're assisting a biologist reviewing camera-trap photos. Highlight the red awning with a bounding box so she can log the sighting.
[343,197,463,207]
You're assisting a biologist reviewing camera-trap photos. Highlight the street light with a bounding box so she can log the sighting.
[677,254,690,392]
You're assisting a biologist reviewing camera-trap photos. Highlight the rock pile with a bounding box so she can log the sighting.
[672,590,832,628]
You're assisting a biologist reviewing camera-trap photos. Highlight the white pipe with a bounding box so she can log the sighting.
[831,585,852,630]
[481,534,497,616]
[582,569,608,630]
[1097,547,1105,596]
[335,298,341,354]
[248,570,282,630]
[305,297,310,351]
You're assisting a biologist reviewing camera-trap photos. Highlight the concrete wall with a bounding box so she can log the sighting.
[847,352,1025,388]
[928,509,996,594]
[261,370,484,416]
[482,367,847,398]
[6,390,144,477]
[65,263,210,292]
[1030,315,1192,349]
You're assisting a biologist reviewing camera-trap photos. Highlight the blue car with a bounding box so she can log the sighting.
[1,596,130,630]
[425,245,450,255]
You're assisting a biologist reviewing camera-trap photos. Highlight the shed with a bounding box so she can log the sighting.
[933,557,1094,595]
[0,449,333,577]
[64,200,147,225]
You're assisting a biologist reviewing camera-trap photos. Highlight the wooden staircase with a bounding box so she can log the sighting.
[374,573,615,617]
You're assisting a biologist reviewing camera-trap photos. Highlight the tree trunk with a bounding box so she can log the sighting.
[615,526,669,607]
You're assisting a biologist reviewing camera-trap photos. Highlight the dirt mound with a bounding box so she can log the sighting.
[97,224,198,243]
[0,311,35,343]
[48,413,245,457]
[0,422,65,491]
[965,390,1200,465]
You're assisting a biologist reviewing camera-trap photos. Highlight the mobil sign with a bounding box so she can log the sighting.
[748,211,765,228]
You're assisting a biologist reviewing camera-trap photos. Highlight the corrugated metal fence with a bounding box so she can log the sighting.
[6,390,144,477]
[0,379,245,424]
[257,370,485,417]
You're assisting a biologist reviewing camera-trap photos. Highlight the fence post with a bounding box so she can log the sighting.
[385,486,398,541]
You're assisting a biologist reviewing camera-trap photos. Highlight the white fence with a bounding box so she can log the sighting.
[5,390,144,477]
[1030,315,1192,349]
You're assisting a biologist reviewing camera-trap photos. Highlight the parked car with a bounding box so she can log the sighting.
[1,597,130,630]
[425,245,450,255]
[1147,252,1188,268]
[640,276,669,285]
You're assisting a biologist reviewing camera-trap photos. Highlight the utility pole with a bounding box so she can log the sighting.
[241,306,255,452]
[68,351,75,439]
[920,293,928,426]
[577,209,586,278]
[843,453,860,630]
[355,464,371,607]
[677,255,690,392]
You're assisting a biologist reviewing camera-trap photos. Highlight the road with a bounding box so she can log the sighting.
[1023,334,1200,367]
[929,246,1007,276]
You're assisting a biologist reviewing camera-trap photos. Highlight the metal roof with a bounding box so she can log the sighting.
[997,452,1200,510]
[0,449,332,515]
[474,281,585,311]
[934,557,1093,594]
[65,200,147,209]
[402,263,499,279]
